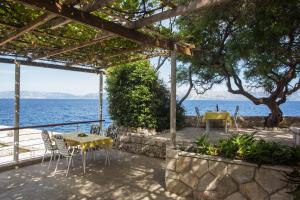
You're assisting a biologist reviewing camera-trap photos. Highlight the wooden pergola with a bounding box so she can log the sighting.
[0,0,229,163]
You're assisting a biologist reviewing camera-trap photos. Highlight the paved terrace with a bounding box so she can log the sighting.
[156,127,294,146]
[0,150,189,200]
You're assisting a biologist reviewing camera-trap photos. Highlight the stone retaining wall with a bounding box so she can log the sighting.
[113,133,168,159]
[166,147,295,200]
[185,116,300,128]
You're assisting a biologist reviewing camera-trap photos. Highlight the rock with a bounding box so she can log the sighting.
[224,192,247,200]
[179,170,198,189]
[209,160,227,179]
[165,178,193,197]
[270,188,294,200]
[240,181,268,200]
[191,158,209,178]
[228,164,255,184]
[176,156,192,172]
[216,175,238,199]
[165,170,179,179]
[198,172,219,191]
[166,158,176,171]
[255,168,287,194]
[193,190,218,200]
[166,148,178,159]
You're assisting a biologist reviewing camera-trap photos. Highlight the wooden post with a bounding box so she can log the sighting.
[170,46,177,148]
[14,62,20,163]
[99,72,104,134]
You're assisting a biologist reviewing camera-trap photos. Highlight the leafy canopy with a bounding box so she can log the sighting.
[176,0,300,103]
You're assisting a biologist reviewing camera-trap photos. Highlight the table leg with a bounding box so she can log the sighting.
[206,120,210,133]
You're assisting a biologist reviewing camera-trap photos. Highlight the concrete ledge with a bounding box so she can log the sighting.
[0,156,49,173]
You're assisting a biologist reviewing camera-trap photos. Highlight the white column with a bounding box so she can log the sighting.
[14,62,20,163]
[170,47,177,148]
[99,72,104,134]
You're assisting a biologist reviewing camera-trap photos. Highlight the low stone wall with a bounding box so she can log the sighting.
[185,115,300,128]
[166,147,295,200]
[114,133,167,159]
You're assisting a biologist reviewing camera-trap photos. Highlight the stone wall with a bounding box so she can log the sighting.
[185,116,300,128]
[166,147,295,200]
[113,133,168,159]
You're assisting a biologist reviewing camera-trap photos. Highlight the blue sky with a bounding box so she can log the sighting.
[0,58,177,95]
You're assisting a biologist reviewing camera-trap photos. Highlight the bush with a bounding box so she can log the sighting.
[194,133,300,166]
[106,61,185,131]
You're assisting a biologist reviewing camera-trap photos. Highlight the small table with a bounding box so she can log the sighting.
[63,133,113,174]
[203,112,232,133]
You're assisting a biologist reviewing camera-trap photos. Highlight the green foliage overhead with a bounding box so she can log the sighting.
[176,0,300,126]
[106,61,185,131]
[193,133,300,166]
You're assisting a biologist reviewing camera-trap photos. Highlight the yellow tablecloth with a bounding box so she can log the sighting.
[203,112,232,125]
[63,133,113,151]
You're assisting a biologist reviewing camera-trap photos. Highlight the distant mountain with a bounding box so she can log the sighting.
[1,90,299,101]
[0,91,104,99]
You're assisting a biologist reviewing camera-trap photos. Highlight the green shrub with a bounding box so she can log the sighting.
[195,133,300,166]
[245,140,295,165]
[106,61,185,131]
[195,135,218,156]
[286,170,300,199]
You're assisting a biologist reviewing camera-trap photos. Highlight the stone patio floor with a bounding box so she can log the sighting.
[156,127,294,146]
[0,150,189,200]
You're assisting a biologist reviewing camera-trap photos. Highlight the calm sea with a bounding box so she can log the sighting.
[1,99,300,132]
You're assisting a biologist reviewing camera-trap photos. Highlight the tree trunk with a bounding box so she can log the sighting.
[265,101,283,128]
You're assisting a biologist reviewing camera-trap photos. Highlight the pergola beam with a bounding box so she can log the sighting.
[0,57,100,74]
[0,13,55,46]
[13,0,192,56]
[33,32,114,60]
[48,0,116,29]
[132,0,231,29]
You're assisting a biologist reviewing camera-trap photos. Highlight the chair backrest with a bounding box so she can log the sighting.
[41,130,54,151]
[234,106,240,118]
[195,106,201,117]
[90,124,101,135]
[53,135,69,157]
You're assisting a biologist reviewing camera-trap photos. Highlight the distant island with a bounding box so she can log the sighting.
[0,90,300,101]
[0,91,101,99]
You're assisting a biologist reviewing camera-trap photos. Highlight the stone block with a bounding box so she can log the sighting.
[209,160,227,179]
[224,192,247,200]
[216,175,238,199]
[193,191,218,200]
[166,148,178,159]
[270,188,294,200]
[166,158,176,171]
[176,156,192,173]
[198,172,219,191]
[165,178,193,197]
[192,158,209,178]
[240,181,268,200]
[165,170,179,179]
[228,164,255,184]
[179,170,198,189]
[255,168,287,194]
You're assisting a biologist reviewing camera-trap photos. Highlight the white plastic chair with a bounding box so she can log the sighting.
[233,106,244,131]
[195,106,202,128]
[53,135,80,176]
[41,130,58,169]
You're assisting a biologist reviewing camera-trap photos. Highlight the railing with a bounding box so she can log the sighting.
[0,119,110,166]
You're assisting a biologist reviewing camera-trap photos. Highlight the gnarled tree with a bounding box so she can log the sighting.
[176,0,300,127]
